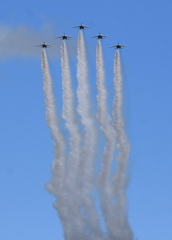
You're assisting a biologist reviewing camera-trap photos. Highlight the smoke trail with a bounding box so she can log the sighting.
[61,41,87,240]
[41,49,72,240]
[96,40,116,237]
[111,50,134,240]
[76,31,105,240]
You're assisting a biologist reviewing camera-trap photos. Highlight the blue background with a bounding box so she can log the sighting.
[0,0,172,240]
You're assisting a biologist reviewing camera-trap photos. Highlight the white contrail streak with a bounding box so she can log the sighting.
[61,41,87,240]
[112,50,134,240]
[96,40,116,238]
[41,49,72,240]
[76,31,105,240]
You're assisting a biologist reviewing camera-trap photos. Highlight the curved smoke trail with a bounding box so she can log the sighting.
[112,50,134,240]
[61,41,87,240]
[41,49,72,240]
[96,40,115,237]
[76,31,105,240]
[96,40,116,237]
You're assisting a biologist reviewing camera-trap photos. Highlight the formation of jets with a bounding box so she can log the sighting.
[35,24,128,49]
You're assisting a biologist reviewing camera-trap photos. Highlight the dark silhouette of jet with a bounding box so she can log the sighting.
[55,34,73,40]
[73,24,91,29]
[110,43,128,49]
[91,33,109,39]
[35,42,53,48]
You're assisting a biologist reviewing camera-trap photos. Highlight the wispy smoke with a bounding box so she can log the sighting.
[96,40,116,238]
[76,31,104,240]
[61,41,86,240]
[41,49,72,240]
[111,50,134,240]
[41,35,134,240]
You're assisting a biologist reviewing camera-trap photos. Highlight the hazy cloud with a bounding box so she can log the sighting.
[0,24,77,59]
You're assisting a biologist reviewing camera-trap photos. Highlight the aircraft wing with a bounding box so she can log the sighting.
[46,44,53,47]
[83,25,91,28]
[72,26,80,28]
[55,36,63,39]
[120,45,128,47]
[91,35,98,38]
[35,44,43,47]
[109,45,117,48]
[66,36,73,38]
[101,35,109,37]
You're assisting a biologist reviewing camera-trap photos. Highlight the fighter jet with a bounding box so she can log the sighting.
[35,42,53,48]
[55,34,73,40]
[110,43,128,49]
[91,34,109,39]
[72,24,91,29]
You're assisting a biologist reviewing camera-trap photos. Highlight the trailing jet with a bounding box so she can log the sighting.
[72,24,91,29]
[55,34,73,40]
[35,42,53,48]
[110,43,128,49]
[91,34,109,39]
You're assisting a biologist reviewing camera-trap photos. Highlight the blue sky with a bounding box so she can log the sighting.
[0,0,172,240]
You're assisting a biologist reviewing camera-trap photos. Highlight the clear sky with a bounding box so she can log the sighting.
[0,0,172,240]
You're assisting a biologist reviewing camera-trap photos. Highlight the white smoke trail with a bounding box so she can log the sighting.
[41,49,72,240]
[96,40,116,237]
[61,41,87,240]
[76,31,105,240]
[111,50,134,240]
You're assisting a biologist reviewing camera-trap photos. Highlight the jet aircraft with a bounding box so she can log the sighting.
[91,34,109,39]
[72,24,91,29]
[55,34,73,40]
[110,43,128,49]
[35,42,53,48]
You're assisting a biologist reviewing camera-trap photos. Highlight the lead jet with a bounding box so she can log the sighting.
[91,33,109,39]
[55,34,73,40]
[35,42,53,48]
[72,24,91,29]
[110,43,128,49]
